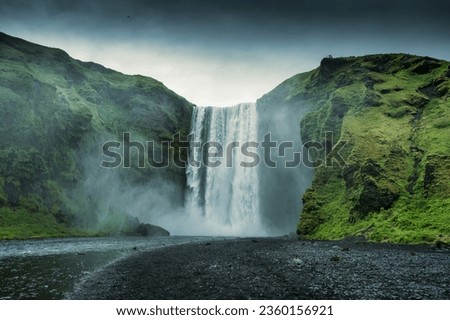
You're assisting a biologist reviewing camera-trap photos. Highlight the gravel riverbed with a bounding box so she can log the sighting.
[71,238,450,299]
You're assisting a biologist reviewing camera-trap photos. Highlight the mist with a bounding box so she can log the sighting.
[256,96,315,235]
[73,133,186,234]
[72,97,314,237]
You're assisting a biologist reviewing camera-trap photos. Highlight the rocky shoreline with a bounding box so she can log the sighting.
[71,238,450,299]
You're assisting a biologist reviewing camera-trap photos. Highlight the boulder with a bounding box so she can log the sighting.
[136,223,170,237]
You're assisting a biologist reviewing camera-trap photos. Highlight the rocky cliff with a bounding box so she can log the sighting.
[1,32,449,243]
[261,54,449,243]
[0,32,193,238]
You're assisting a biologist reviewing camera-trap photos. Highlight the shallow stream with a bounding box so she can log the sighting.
[0,236,209,299]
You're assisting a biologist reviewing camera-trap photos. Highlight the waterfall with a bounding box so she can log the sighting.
[181,101,312,237]
[186,103,264,236]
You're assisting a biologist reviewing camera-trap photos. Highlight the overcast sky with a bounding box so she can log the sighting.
[1,0,449,106]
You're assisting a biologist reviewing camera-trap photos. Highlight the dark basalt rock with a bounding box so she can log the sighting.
[363,90,382,107]
[363,76,375,90]
[411,60,441,75]
[319,57,350,83]
[404,94,430,108]
[343,165,358,188]
[437,86,449,97]
[363,55,396,73]
[334,72,354,87]
[380,87,404,94]
[419,78,447,98]
[330,96,349,119]
[351,178,399,220]
[347,160,400,221]
[136,223,170,237]
[423,155,450,197]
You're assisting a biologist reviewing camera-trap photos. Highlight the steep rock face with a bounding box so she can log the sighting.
[264,54,450,243]
[0,32,193,238]
[344,159,400,221]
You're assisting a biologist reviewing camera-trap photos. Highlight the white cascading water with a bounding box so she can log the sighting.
[185,103,265,236]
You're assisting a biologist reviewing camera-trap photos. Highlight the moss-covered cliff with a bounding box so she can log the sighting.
[261,54,450,243]
[2,31,449,243]
[0,32,193,238]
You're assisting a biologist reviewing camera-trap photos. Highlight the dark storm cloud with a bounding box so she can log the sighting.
[2,0,450,46]
[1,0,449,105]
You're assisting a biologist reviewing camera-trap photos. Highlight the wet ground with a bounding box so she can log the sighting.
[71,238,450,300]
[0,236,209,299]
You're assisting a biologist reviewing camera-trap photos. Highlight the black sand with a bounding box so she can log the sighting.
[71,238,450,299]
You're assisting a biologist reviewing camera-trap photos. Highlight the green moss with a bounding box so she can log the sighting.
[0,207,93,240]
[0,32,194,238]
[279,54,450,244]
[308,197,450,244]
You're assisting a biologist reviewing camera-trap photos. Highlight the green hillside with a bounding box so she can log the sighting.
[1,31,449,244]
[0,32,193,239]
[261,54,450,243]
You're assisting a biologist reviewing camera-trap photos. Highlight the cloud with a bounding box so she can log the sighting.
[1,0,449,105]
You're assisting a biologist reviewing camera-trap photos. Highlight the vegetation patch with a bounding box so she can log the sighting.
[0,32,193,238]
